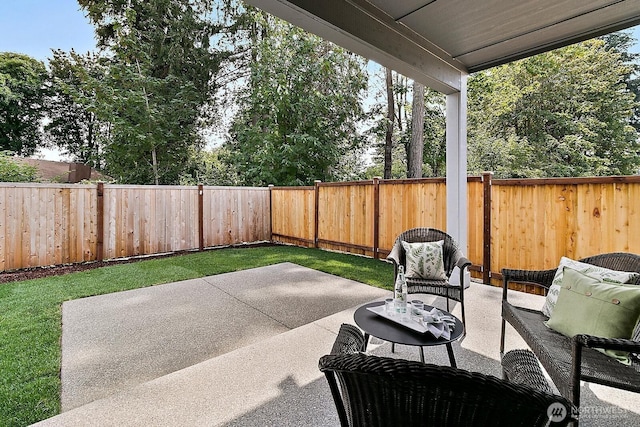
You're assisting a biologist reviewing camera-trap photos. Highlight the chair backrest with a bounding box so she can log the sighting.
[330,324,366,355]
[319,352,576,427]
[579,252,640,285]
[387,227,463,277]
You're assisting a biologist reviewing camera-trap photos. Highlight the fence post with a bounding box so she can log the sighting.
[96,182,104,262]
[373,177,380,259]
[482,172,493,285]
[268,184,274,243]
[314,180,321,248]
[198,184,204,251]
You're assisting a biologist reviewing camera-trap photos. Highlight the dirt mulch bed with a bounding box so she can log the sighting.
[0,243,276,284]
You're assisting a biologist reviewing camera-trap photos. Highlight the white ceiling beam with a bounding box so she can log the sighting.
[246,0,466,95]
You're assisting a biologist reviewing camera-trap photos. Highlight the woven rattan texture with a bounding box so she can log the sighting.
[501,252,640,408]
[320,352,575,426]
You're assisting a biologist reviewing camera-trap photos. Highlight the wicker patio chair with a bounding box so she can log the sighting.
[386,227,472,327]
[319,351,576,427]
[501,252,640,410]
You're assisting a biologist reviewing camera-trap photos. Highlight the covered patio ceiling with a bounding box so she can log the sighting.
[246,0,640,94]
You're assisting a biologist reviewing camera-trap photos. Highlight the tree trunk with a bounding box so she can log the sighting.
[384,67,395,179]
[408,81,425,178]
[151,146,159,185]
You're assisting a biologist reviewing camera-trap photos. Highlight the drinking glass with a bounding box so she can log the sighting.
[385,298,395,316]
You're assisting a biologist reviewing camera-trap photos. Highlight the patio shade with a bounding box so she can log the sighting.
[246,0,640,94]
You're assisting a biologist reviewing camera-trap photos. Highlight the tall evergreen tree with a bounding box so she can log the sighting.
[365,68,445,179]
[407,80,424,178]
[383,67,395,179]
[600,31,640,132]
[468,38,640,177]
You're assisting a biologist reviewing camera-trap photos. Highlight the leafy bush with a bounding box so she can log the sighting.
[0,152,39,182]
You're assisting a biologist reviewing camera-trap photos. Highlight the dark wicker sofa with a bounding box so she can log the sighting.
[500,252,640,410]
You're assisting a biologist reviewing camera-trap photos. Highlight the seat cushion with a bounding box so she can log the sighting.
[401,240,447,280]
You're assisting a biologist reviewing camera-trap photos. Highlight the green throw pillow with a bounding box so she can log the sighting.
[546,267,640,364]
[401,240,447,280]
[542,256,639,318]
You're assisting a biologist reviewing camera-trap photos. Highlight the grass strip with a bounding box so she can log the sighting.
[0,245,393,426]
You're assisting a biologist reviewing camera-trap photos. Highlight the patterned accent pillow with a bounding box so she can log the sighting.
[401,240,447,280]
[541,257,640,318]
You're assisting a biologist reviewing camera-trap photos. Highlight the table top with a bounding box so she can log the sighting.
[354,301,464,347]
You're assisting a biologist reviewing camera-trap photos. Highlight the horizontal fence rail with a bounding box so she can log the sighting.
[0,183,270,272]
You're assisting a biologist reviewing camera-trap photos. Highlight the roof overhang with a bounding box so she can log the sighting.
[246,0,640,94]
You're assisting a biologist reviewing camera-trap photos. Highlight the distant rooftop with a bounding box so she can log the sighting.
[18,158,106,183]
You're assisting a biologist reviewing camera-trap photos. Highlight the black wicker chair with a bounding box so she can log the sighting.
[386,227,472,327]
[320,354,576,427]
[501,252,640,411]
[320,325,576,427]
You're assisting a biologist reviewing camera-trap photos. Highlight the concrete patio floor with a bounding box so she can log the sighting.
[33,262,640,426]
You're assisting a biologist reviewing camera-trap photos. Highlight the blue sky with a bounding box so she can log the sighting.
[0,0,95,62]
[0,0,639,62]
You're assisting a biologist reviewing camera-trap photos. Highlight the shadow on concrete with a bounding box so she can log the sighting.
[223,341,640,427]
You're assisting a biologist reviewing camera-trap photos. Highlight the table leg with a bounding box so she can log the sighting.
[446,343,457,368]
[363,333,370,351]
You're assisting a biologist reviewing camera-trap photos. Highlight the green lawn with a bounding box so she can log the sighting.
[0,245,393,427]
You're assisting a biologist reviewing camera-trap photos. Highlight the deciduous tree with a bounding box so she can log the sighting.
[0,151,39,182]
[0,53,48,156]
[78,0,226,184]
[468,38,640,177]
[45,50,109,168]
[226,18,368,186]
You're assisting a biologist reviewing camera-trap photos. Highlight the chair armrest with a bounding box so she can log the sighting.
[501,268,556,301]
[573,334,640,353]
[386,240,403,266]
[456,256,472,271]
[571,334,640,404]
[456,256,472,291]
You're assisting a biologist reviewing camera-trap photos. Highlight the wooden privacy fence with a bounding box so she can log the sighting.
[271,175,640,286]
[488,175,640,285]
[2,176,640,281]
[271,178,447,256]
[0,183,270,272]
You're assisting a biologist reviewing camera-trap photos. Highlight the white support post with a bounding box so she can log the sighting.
[446,75,469,284]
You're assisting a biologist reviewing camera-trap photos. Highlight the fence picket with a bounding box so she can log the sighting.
[272,176,640,286]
